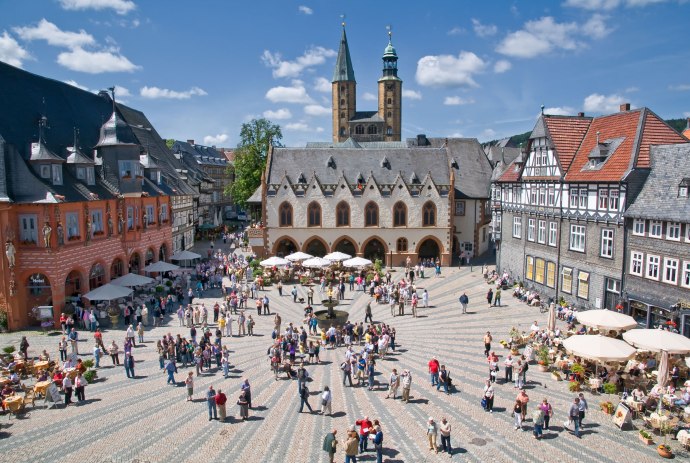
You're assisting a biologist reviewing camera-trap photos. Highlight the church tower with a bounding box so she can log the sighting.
[332,24,357,143]
[377,30,402,142]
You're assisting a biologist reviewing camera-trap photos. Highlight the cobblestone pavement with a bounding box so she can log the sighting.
[0,262,687,463]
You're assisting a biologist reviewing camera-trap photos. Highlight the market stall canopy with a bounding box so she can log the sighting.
[623,329,690,355]
[575,310,638,332]
[324,251,351,261]
[144,261,180,273]
[342,257,373,268]
[83,283,132,301]
[170,250,202,261]
[110,273,155,287]
[562,334,636,362]
[302,257,332,268]
[260,256,289,267]
[285,252,313,262]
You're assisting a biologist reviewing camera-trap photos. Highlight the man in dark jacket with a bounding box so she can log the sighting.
[459,292,469,314]
[298,383,313,413]
[322,429,338,463]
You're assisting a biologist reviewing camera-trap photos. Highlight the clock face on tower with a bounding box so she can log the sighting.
[386,84,394,90]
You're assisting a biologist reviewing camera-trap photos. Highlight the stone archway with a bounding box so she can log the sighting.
[110,258,125,278]
[362,237,386,263]
[89,263,106,289]
[274,237,298,257]
[417,237,441,260]
[64,270,83,298]
[333,237,357,256]
[304,237,328,257]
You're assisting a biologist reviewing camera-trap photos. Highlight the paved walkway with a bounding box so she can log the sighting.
[0,259,686,462]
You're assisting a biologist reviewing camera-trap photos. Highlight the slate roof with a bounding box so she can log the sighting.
[332,27,356,82]
[350,111,383,123]
[426,138,493,199]
[247,186,262,204]
[624,143,690,222]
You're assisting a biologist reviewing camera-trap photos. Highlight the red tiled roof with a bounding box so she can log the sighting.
[637,113,687,168]
[683,128,690,140]
[497,160,521,182]
[543,115,591,170]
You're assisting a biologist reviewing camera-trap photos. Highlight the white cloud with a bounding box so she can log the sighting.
[564,0,667,9]
[285,121,323,132]
[684,112,690,118]
[263,108,293,120]
[304,104,331,116]
[362,92,377,101]
[542,106,575,116]
[14,19,95,48]
[114,84,131,97]
[140,85,207,99]
[313,77,331,92]
[262,46,336,79]
[416,52,487,88]
[58,0,136,15]
[0,31,29,67]
[203,133,228,146]
[481,128,497,139]
[668,84,690,91]
[494,59,512,73]
[402,89,422,100]
[298,5,313,14]
[444,96,475,105]
[448,132,464,138]
[582,14,612,38]
[497,16,582,58]
[583,93,627,113]
[265,80,314,104]
[447,26,465,36]
[472,18,498,37]
[58,47,140,73]
[64,79,91,91]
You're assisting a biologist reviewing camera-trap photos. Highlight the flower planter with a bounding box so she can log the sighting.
[657,446,673,459]
[551,372,562,381]
[638,434,653,445]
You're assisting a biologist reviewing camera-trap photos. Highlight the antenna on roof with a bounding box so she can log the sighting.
[540,104,545,115]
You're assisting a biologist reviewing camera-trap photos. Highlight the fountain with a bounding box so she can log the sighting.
[314,297,349,330]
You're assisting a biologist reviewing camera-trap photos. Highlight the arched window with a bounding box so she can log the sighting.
[355,125,364,135]
[89,263,105,289]
[396,237,408,252]
[340,99,345,105]
[307,202,321,227]
[387,111,392,118]
[393,201,407,227]
[336,202,350,227]
[423,201,436,226]
[365,202,378,227]
[387,98,392,104]
[386,126,393,135]
[339,127,346,136]
[279,202,292,227]
[340,85,345,92]
[367,125,377,135]
[340,112,345,119]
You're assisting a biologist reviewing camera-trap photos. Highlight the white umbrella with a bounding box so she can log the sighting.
[83,283,133,301]
[285,251,313,262]
[144,261,180,273]
[547,303,557,332]
[562,334,637,362]
[342,257,373,268]
[110,273,155,287]
[260,256,289,267]
[657,350,670,389]
[170,250,202,261]
[623,329,690,355]
[324,251,351,261]
[302,257,332,268]
[575,310,638,332]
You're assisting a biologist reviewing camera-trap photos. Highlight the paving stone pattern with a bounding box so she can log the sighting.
[0,263,685,463]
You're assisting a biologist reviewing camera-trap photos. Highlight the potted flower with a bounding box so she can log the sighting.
[499,340,509,349]
[551,371,562,381]
[568,380,581,392]
[638,430,653,445]
[536,345,550,372]
[657,444,673,459]
[83,369,97,383]
[106,305,120,325]
[599,401,614,415]
[657,420,674,458]
[570,363,585,382]
[602,382,618,395]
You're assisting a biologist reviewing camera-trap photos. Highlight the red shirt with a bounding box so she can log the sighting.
[215,392,227,406]
[355,419,373,436]
[428,359,440,374]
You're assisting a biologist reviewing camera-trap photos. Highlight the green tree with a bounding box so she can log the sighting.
[226,118,282,207]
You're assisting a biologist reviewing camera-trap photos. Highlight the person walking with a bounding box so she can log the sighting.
[124,352,135,378]
[165,358,177,385]
[372,425,384,463]
[185,371,194,401]
[513,399,523,430]
[345,427,359,463]
[401,369,412,403]
[364,302,373,324]
[322,429,338,463]
[459,292,469,314]
[428,356,440,386]
[298,381,313,413]
[486,288,493,307]
[483,379,495,412]
[438,365,451,394]
[74,371,87,403]
[68,328,79,355]
[539,398,553,430]
[215,388,227,422]
[517,389,530,422]
[568,397,582,437]
[136,323,144,344]
[427,417,439,454]
[578,393,588,428]
[386,369,400,399]
[422,289,429,308]
[483,331,492,357]
[297,361,308,393]
[493,287,502,307]
[92,344,101,368]
[439,417,452,455]
[341,358,353,387]
[320,386,332,416]
[532,408,545,439]
[206,386,218,421]
[291,285,298,303]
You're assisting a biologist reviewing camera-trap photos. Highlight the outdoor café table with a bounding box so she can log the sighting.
[34,361,50,371]
[34,380,52,397]
[65,368,78,380]
[3,394,25,413]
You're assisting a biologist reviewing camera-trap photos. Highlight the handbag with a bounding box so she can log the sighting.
[481,397,487,409]
[322,398,328,406]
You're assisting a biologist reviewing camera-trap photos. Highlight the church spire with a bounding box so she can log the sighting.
[332,23,356,83]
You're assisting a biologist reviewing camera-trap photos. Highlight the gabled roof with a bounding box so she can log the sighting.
[350,111,383,123]
[332,27,356,83]
[66,146,94,165]
[426,138,493,198]
[565,108,686,182]
[541,115,592,170]
[496,158,522,183]
[624,143,690,222]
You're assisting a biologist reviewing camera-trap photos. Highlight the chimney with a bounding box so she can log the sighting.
[577,112,585,117]
[686,117,690,129]
[619,103,630,112]
[187,139,195,145]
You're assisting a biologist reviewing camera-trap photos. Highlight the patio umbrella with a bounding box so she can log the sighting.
[144,261,180,273]
[547,303,557,332]
[302,257,332,268]
[285,251,313,262]
[623,329,690,354]
[324,251,351,261]
[657,350,670,389]
[562,334,636,362]
[170,250,202,261]
[82,283,133,301]
[110,273,155,287]
[342,257,373,268]
[260,256,289,267]
[575,310,637,332]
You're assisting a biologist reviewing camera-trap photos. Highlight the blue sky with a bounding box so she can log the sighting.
[1,0,689,147]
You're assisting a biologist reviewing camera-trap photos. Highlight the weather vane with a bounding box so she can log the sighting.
[340,13,346,27]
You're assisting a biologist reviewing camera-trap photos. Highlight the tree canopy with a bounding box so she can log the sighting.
[226,118,282,207]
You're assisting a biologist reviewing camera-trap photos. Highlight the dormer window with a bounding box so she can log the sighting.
[86,167,95,186]
[52,165,63,185]
[76,167,86,180]
[39,164,50,179]
[680,179,690,198]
